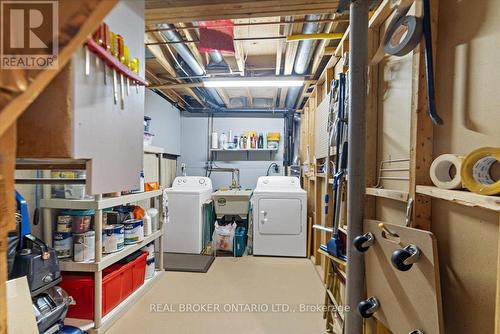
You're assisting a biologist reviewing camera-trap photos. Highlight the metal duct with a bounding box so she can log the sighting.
[197,99,289,114]
[285,14,322,109]
[158,24,224,106]
[208,50,224,64]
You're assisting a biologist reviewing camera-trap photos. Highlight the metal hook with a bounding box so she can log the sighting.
[378,223,399,238]
[405,197,414,227]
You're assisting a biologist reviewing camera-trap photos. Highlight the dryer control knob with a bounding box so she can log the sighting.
[199,179,205,184]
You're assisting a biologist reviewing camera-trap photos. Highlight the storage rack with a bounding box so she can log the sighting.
[40,190,164,333]
[209,148,278,160]
[14,146,167,333]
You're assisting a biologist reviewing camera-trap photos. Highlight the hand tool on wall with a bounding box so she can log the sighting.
[422,0,442,125]
[110,31,119,105]
[372,0,444,125]
[323,79,339,225]
[116,34,126,110]
[328,73,348,260]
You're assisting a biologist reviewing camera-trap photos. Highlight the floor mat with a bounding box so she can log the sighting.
[164,253,215,273]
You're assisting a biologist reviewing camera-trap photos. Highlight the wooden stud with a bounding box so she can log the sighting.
[409,0,439,231]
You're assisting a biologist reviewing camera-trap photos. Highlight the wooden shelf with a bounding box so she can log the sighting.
[365,187,409,202]
[59,230,163,272]
[64,271,164,333]
[318,248,347,266]
[40,190,162,210]
[144,145,164,154]
[416,186,500,212]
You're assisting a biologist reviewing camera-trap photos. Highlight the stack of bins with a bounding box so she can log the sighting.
[60,251,148,319]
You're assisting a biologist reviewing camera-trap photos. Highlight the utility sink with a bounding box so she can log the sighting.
[212,189,253,219]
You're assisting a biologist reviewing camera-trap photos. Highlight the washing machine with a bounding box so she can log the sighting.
[165,176,213,253]
[251,176,307,257]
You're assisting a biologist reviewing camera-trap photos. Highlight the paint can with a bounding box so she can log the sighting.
[53,232,73,258]
[57,215,73,233]
[73,230,95,262]
[124,219,144,245]
[102,224,125,254]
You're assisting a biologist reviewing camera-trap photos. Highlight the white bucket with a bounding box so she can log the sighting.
[124,219,144,245]
[73,231,95,262]
[102,224,125,254]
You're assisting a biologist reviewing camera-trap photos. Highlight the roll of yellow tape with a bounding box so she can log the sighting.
[460,147,500,195]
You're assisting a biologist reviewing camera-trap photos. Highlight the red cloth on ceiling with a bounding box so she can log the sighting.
[198,20,235,54]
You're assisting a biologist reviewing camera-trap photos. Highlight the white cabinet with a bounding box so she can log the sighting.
[17,1,145,195]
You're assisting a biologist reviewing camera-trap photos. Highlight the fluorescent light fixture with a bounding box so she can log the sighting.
[203,77,304,88]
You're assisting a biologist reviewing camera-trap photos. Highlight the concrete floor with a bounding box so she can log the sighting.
[107,256,327,334]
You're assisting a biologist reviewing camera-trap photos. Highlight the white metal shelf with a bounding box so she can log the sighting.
[210,148,278,152]
[64,271,164,333]
[40,190,163,210]
[59,230,163,272]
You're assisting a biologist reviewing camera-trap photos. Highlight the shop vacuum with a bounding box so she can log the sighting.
[8,191,86,334]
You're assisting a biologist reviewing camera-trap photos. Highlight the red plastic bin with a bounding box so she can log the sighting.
[60,251,148,320]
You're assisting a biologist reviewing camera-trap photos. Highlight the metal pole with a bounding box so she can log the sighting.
[345,0,369,333]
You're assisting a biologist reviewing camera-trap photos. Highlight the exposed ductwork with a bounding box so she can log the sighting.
[194,99,289,114]
[158,24,225,106]
[285,14,322,109]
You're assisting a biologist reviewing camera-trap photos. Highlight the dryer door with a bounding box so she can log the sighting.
[258,198,302,235]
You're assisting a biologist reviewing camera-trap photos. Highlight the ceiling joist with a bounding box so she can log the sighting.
[145,0,341,24]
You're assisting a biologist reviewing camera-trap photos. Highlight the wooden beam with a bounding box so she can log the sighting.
[216,88,231,107]
[275,17,287,76]
[234,40,246,76]
[176,22,206,69]
[145,0,340,24]
[145,32,178,78]
[279,87,288,108]
[409,0,439,231]
[283,19,302,75]
[145,32,205,106]
[0,0,118,137]
[150,82,204,89]
[246,88,253,107]
[0,125,16,334]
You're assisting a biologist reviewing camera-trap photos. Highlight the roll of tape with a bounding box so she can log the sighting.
[460,147,500,195]
[383,15,423,57]
[429,154,464,190]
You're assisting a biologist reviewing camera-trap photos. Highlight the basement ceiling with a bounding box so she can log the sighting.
[144,0,348,111]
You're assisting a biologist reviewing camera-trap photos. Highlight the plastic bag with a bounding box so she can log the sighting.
[213,222,236,252]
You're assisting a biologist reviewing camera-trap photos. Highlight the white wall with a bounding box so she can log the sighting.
[179,115,285,189]
[145,89,181,155]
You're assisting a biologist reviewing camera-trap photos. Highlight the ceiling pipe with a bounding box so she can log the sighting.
[158,24,225,106]
[199,98,289,114]
[285,14,323,109]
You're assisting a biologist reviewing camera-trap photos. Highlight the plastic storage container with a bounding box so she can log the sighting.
[60,251,148,319]
[234,227,247,257]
